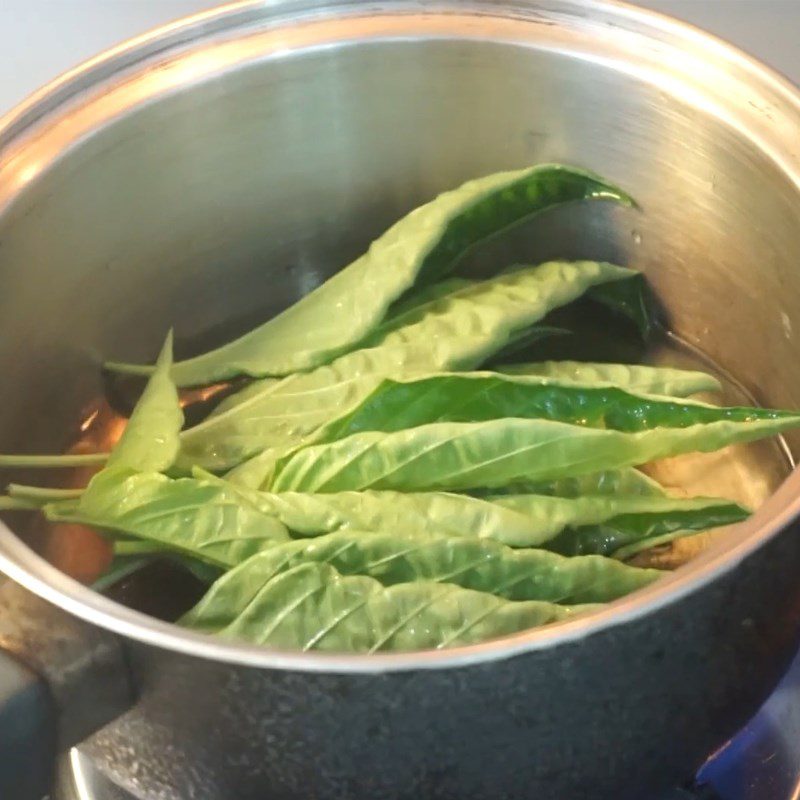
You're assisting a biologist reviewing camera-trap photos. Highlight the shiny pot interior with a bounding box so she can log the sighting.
[1,0,800,668]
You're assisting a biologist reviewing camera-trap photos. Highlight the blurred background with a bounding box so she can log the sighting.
[0,1,798,116]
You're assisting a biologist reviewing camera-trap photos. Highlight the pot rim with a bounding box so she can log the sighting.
[1,0,800,673]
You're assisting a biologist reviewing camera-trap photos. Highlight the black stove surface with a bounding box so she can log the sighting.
[664,788,723,800]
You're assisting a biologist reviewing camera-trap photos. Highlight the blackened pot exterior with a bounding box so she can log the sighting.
[1,2,800,799]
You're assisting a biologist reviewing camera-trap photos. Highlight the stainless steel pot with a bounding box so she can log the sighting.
[2,1,800,798]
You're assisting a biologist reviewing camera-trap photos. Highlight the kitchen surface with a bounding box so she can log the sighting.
[2,2,800,800]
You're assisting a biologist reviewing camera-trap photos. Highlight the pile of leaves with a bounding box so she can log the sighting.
[2,165,797,653]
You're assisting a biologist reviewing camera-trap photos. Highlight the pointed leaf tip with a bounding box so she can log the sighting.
[157,330,175,369]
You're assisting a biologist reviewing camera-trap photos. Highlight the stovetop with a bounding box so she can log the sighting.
[52,648,800,799]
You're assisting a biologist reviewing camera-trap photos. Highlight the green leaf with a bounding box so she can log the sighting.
[181,561,596,651]
[378,271,569,359]
[380,277,476,333]
[498,265,659,342]
[200,474,743,548]
[270,415,800,494]
[294,371,795,447]
[516,499,748,556]
[490,492,746,535]
[225,382,663,497]
[494,361,720,397]
[177,528,660,607]
[587,272,662,340]
[468,468,745,557]
[178,261,635,471]
[489,468,667,498]
[112,540,170,556]
[108,332,183,473]
[223,447,288,489]
[106,165,633,386]
[23,337,289,567]
[611,530,699,560]
[43,471,289,568]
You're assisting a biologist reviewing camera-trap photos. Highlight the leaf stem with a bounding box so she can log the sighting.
[0,453,109,467]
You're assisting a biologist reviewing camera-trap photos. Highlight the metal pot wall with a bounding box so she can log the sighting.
[2,1,800,798]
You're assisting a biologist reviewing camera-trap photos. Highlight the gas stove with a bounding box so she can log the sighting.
[51,649,800,799]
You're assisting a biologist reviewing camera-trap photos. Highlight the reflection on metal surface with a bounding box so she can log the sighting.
[55,749,141,800]
[178,382,230,408]
[79,410,100,433]
[30,399,125,584]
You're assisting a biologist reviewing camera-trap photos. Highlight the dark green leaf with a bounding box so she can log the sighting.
[587,272,662,340]
[311,372,795,445]
[545,503,748,557]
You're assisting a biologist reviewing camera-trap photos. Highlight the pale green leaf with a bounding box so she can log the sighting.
[270,416,800,493]
[492,468,667,498]
[494,360,721,396]
[107,165,632,385]
[181,561,596,652]
[43,471,289,567]
[107,332,183,473]
[179,529,660,611]
[214,477,746,549]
